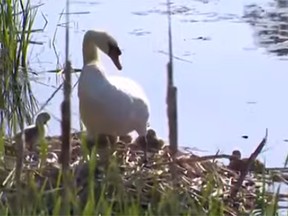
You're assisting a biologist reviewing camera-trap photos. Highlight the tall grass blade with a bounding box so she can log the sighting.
[0,0,39,134]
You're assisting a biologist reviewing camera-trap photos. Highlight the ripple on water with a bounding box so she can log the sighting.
[70,0,101,5]
[244,0,288,58]
[129,29,151,36]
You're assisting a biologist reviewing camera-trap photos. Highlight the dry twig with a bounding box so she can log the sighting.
[230,128,268,198]
[60,0,72,214]
[166,0,178,156]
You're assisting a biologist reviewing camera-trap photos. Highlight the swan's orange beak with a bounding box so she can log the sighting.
[109,46,122,70]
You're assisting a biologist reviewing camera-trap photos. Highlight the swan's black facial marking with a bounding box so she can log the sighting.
[108,43,122,70]
[109,43,122,56]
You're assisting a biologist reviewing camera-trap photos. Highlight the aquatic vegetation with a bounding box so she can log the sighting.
[0,0,43,133]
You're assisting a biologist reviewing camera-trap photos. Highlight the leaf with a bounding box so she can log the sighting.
[0,91,4,110]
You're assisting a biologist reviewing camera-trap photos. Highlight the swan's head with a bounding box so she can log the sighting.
[83,30,122,70]
[35,112,51,126]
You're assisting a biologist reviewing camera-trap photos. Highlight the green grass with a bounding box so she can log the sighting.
[0,0,41,134]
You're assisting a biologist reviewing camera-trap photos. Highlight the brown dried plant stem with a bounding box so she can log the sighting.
[230,128,268,198]
[60,0,71,213]
[166,0,178,156]
[15,132,25,214]
[167,68,178,155]
[61,61,72,214]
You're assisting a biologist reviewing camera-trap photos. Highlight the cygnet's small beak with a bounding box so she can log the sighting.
[108,45,122,70]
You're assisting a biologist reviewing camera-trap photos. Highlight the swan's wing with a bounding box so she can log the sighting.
[108,76,150,108]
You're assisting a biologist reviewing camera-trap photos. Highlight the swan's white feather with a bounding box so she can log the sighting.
[108,75,150,109]
[78,63,150,137]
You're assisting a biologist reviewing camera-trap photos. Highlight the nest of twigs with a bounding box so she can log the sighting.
[0,129,280,215]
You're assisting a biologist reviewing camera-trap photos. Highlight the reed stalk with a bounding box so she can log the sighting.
[166,0,178,155]
[0,0,41,134]
[60,0,72,214]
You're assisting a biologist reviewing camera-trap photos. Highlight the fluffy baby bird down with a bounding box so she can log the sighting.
[78,30,150,160]
[13,112,51,153]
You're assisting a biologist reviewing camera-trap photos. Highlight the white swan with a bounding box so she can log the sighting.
[78,30,150,160]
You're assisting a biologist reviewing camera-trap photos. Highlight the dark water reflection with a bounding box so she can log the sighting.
[132,0,288,58]
[132,3,241,23]
[244,0,288,56]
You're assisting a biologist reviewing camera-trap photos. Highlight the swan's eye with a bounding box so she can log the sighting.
[108,43,122,70]
[108,43,121,56]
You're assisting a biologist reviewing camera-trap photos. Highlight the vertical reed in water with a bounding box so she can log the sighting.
[61,0,72,214]
[0,0,39,133]
[166,0,178,155]
[0,0,42,213]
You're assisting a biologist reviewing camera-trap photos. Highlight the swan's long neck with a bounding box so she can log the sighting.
[82,37,100,65]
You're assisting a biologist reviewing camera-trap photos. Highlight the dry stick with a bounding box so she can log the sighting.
[167,81,178,155]
[188,154,233,162]
[230,128,268,198]
[38,82,63,112]
[46,68,82,73]
[166,0,178,156]
[266,167,288,172]
[166,0,178,185]
[60,0,71,214]
[61,62,72,213]
[15,131,25,214]
[38,70,80,113]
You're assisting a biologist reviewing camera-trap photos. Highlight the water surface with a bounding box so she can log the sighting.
[30,0,288,170]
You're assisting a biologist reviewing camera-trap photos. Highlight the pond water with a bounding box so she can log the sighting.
[30,0,288,169]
